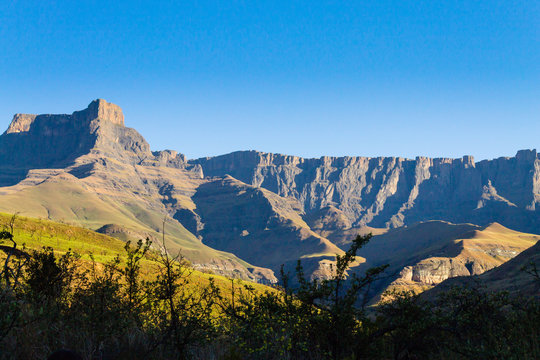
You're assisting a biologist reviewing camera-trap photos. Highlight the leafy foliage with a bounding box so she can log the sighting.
[0,217,538,359]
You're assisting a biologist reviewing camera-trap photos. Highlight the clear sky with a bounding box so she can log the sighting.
[0,1,538,161]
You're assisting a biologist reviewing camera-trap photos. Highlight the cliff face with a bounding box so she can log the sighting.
[191,150,540,234]
[1,99,140,169]
[0,99,188,186]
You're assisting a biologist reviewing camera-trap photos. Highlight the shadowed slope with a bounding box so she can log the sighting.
[192,175,352,278]
[305,205,387,248]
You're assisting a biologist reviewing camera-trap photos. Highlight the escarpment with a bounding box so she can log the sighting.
[191,150,540,234]
[1,99,539,294]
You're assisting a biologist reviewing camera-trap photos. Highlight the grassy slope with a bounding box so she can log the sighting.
[0,175,254,268]
[0,212,271,296]
[362,221,540,301]
[425,239,540,299]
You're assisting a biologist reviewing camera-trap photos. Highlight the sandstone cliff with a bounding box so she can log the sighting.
[425,238,540,299]
[191,150,540,234]
[356,221,540,301]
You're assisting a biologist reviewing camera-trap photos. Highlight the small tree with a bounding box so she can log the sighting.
[0,214,27,290]
[119,238,152,329]
[219,233,388,360]
[25,247,79,303]
[293,233,388,359]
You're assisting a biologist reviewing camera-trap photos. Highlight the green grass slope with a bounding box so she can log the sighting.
[0,172,273,281]
[0,212,272,295]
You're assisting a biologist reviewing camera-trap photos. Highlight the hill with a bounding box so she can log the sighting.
[356,220,540,301]
[426,238,540,299]
[0,212,274,295]
[191,175,353,278]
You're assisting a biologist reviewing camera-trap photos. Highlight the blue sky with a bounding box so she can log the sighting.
[0,1,538,160]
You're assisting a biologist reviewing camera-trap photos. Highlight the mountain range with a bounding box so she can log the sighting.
[0,99,538,297]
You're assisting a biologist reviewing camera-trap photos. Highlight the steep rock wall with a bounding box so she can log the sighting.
[192,150,540,233]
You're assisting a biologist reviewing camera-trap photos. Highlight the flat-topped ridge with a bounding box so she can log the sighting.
[4,99,124,135]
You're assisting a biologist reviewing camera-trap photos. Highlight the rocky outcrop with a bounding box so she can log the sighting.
[96,223,157,242]
[477,150,540,210]
[84,98,124,126]
[426,240,540,299]
[191,150,540,234]
[5,114,37,134]
[0,99,193,185]
[153,150,187,167]
[357,221,540,301]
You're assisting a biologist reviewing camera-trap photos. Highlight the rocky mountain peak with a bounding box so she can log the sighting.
[516,149,538,162]
[0,99,149,173]
[0,100,194,186]
[79,98,125,127]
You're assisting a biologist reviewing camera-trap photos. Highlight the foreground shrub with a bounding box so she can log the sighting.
[0,217,538,360]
